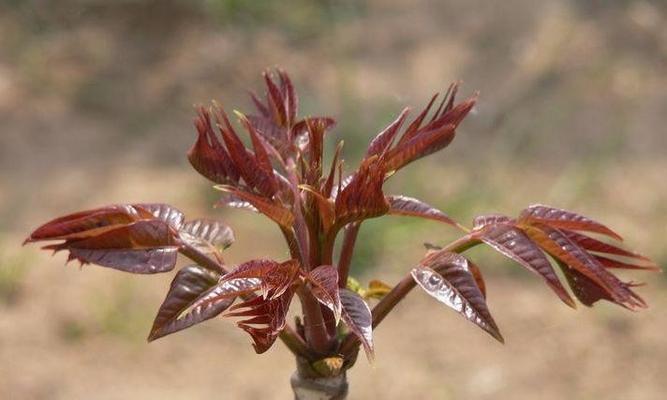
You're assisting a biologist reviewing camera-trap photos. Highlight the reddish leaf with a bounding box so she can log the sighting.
[397,93,439,145]
[519,204,623,241]
[264,71,288,127]
[340,289,374,360]
[221,259,300,300]
[278,69,298,125]
[366,108,409,157]
[300,185,335,232]
[412,251,503,342]
[307,265,341,322]
[47,219,178,250]
[44,220,180,273]
[148,265,228,341]
[594,255,660,271]
[292,117,336,141]
[522,224,645,310]
[238,112,275,179]
[398,89,476,146]
[555,260,646,308]
[385,123,457,172]
[213,106,278,198]
[466,258,487,299]
[226,287,296,353]
[386,195,460,229]
[474,222,575,307]
[249,90,270,118]
[215,185,294,228]
[246,115,290,156]
[68,247,178,274]
[322,141,344,198]
[135,203,185,229]
[26,204,151,243]
[156,276,262,340]
[216,193,259,213]
[334,157,389,228]
[179,218,235,256]
[188,107,240,185]
[562,230,654,263]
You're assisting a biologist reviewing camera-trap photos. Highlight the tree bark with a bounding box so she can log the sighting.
[290,357,348,400]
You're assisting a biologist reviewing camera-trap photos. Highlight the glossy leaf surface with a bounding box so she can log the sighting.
[519,204,623,241]
[412,251,503,342]
[307,265,341,322]
[179,218,234,256]
[340,289,374,360]
[474,222,574,307]
[42,219,180,274]
[523,224,645,310]
[148,265,224,341]
[226,288,296,353]
[387,195,459,228]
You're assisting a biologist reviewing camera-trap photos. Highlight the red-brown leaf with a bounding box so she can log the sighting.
[238,112,275,179]
[307,265,341,322]
[522,224,645,309]
[366,108,409,157]
[43,220,181,273]
[594,255,661,271]
[300,185,335,232]
[340,289,374,360]
[246,115,291,156]
[334,157,389,228]
[264,71,288,127]
[412,251,503,342]
[385,123,457,172]
[26,204,152,243]
[156,275,262,340]
[555,260,646,308]
[386,195,460,229]
[148,265,226,341]
[519,204,623,241]
[188,107,240,185]
[226,287,296,353]
[135,203,185,229]
[67,247,179,274]
[215,185,294,228]
[562,230,654,263]
[49,219,178,250]
[213,106,278,198]
[221,259,300,300]
[179,218,234,256]
[278,69,298,125]
[474,222,575,307]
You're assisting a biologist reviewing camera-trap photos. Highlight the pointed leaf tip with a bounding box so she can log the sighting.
[412,251,503,343]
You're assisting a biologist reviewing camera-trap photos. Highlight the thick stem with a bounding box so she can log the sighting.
[336,223,360,288]
[299,288,333,354]
[291,357,348,400]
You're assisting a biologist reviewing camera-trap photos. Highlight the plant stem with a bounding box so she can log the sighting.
[336,223,360,288]
[281,225,333,355]
[299,287,333,354]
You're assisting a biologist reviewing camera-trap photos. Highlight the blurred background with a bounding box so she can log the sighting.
[1,0,666,399]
